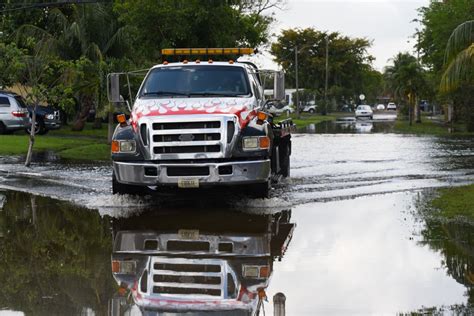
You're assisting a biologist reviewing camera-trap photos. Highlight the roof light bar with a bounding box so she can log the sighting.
[161,48,255,56]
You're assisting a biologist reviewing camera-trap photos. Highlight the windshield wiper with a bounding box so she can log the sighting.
[188,92,243,97]
[142,91,190,97]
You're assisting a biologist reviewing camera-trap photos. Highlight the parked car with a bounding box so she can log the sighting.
[0,91,30,134]
[302,103,317,113]
[387,102,397,111]
[376,104,385,111]
[355,105,373,119]
[26,104,61,135]
[340,104,353,112]
[267,101,294,116]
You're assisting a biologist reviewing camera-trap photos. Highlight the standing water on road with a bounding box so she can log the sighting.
[0,133,473,214]
[1,126,474,314]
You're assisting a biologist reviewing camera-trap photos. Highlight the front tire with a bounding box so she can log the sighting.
[309,108,315,114]
[249,180,270,199]
[25,119,45,135]
[112,171,146,195]
[279,139,291,177]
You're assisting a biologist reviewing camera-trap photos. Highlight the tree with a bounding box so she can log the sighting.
[439,20,474,131]
[16,2,129,131]
[0,42,26,89]
[114,0,276,62]
[271,28,376,111]
[440,20,474,92]
[384,53,427,125]
[416,0,474,74]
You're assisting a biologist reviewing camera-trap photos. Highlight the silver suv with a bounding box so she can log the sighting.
[0,91,30,134]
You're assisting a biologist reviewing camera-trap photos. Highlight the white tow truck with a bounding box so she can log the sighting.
[108,48,293,198]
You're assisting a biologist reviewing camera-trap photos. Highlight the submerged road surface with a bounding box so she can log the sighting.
[0,126,474,314]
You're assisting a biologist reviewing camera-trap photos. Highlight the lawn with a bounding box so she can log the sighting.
[394,120,474,136]
[430,184,474,221]
[0,134,110,161]
[276,113,340,128]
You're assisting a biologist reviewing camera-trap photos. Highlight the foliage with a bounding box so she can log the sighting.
[384,53,427,105]
[271,28,378,105]
[416,0,474,74]
[114,0,275,63]
[0,42,27,88]
[430,184,474,220]
[0,192,116,314]
[440,20,474,93]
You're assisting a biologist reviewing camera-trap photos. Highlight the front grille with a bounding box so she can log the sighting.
[153,121,221,130]
[154,263,221,273]
[153,286,221,296]
[153,133,220,142]
[152,259,224,297]
[154,145,220,154]
[167,166,210,177]
[147,116,234,159]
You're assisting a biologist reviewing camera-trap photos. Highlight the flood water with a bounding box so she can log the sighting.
[1,120,474,315]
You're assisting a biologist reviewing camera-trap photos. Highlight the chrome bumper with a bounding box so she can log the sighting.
[113,159,271,186]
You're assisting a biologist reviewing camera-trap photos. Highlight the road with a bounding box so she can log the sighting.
[0,116,474,314]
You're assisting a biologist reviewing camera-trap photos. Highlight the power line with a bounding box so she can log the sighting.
[0,0,111,13]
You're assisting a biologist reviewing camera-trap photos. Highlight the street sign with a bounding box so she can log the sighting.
[359,94,365,101]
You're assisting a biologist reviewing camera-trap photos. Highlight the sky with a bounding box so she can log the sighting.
[248,0,430,71]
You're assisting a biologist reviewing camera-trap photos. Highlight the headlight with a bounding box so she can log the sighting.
[242,136,270,151]
[112,140,136,153]
[45,114,54,120]
[242,265,270,278]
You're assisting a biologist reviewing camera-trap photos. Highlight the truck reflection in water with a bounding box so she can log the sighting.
[109,210,295,315]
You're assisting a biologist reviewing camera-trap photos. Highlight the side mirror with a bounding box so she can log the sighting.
[107,73,121,104]
[273,71,285,101]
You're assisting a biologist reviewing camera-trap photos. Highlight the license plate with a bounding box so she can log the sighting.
[178,229,199,240]
[178,178,200,188]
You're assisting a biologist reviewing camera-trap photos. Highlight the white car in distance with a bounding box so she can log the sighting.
[376,104,385,111]
[355,105,373,120]
[387,102,397,111]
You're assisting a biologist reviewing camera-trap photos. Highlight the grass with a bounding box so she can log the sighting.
[430,184,474,220]
[0,134,110,161]
[276,113,339,128]
[394,119,474,136]
[48,122,109,138]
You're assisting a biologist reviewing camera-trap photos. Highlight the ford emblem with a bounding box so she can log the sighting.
[179,134,195,142]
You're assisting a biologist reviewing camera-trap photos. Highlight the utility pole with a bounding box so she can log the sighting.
[295,45,300,119]
[323,35,329,115]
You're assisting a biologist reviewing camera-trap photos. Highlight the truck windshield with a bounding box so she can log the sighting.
[140,66,251,98]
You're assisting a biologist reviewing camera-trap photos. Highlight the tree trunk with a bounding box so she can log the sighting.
[415,96,421,123]
[71,95,93,131]
[467,111,474,132]
[93,117,102,129]
[25,106,37,167]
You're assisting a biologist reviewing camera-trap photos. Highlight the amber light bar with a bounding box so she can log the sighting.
[161,48,255,56]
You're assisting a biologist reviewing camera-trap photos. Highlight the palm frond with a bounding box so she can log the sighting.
[102,27,127,55]
[445,20,474,63]
[440,43,474,92]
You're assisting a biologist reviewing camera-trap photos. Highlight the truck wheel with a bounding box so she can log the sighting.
[38,127,49,135]
[279,139,291,177]
[0,122,6,134]
[112,172,144,195]
[309,108,315,114]
[250,180,270,199]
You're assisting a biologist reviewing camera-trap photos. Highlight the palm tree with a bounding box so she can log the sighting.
[16,3,128,131]
[384,52,426,125]
[440,20,474,93]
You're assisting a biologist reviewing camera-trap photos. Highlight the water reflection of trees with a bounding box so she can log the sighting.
[420,219,474,306]
[0,191,116,315]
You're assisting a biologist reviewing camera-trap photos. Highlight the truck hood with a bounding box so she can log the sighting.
[132,97,256,128]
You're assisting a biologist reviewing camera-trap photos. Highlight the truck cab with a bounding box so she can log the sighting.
[110,48,292,197]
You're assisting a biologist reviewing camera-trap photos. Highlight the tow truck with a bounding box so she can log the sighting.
[108,48,293,198]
